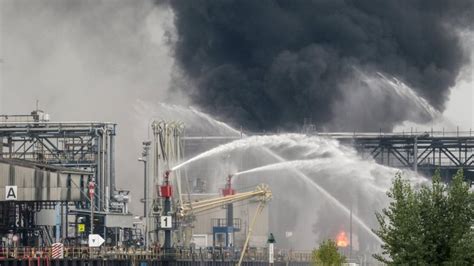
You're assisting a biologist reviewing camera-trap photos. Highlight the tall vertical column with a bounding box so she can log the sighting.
[8,137,12,158]
[55,203,61,242]
[139,141,151,248]
[223,175,235,247]
[143,160,148,248]
[103,131,109,212]
[96,133,101,211]
[161,170,173,250]
[0,137,3,158]
[164,197,171,249]
[268,242,274,265]
[109,133,115,197]
[89,180,95,234]
[414,136,418,173]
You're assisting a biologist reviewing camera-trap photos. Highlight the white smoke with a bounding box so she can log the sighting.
[0,0,176,213]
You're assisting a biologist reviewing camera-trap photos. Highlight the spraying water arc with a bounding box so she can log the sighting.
[251,147,384,244]
[160,105,427,251]
[234,159,387,193]
[171,134,391,245]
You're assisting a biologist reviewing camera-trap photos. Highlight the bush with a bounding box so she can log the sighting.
[312,239,346,266]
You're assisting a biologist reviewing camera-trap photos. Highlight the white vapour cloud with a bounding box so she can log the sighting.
[0,0,176,212]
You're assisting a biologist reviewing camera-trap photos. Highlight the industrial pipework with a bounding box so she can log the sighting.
[160,170,173,250]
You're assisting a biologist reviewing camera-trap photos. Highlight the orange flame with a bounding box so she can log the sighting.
[336,231,349,247]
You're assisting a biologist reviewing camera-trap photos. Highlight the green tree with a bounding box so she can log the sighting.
[373,170,474,264]
[445,170,474,264]
[312,239,346,266]
[373,172,424,264]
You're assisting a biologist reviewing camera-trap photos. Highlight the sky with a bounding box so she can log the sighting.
[443,32,473,128]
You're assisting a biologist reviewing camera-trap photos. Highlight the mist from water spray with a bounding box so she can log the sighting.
[135,101,243,137]
[369,72,457,132]
[188,106,243,136]
[172,132,425,248]
[159,104,427,250]
[331,69,446,131]
[374,72,441,119]
[234,159,386,193]
[171,135,289,171]
[350,68,442,121]
[172,134,351,171]
[239,150,384,243]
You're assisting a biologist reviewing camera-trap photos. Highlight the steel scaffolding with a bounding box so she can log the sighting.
[0,111,135,247]
[0,121,117,212]
[181,130,474,184]
[316,131,474,184]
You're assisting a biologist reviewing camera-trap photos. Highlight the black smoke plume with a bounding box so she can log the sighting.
[162,0,474,131]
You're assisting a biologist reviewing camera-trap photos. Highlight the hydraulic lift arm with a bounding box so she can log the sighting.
[177,184,271,217]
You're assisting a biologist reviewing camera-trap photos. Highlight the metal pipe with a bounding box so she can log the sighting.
[349,204,353,261]
[179,188,270,217]
[0,121,116,125]
[414,136,418,173]
[90,181,95,235]
[143,160,147,248]
[109,133,115,196]
[95,129,101,211]
[238,201,265,266]
[102,129,107,212]
[164,196,171,249]
[105,136,110,213]
[0,137,3,158]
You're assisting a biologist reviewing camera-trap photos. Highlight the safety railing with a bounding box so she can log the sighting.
[0,246,312,262]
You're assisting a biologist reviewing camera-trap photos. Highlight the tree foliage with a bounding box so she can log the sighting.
[312,239,346,266]
[373,170,474,264]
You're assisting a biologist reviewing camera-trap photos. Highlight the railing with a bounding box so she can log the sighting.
[0,246,312,262]
[183,130,474,141]
[315,130,474,139]
[211,218,242,231]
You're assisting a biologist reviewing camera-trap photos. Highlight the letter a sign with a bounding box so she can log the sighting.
[5,186,17,200]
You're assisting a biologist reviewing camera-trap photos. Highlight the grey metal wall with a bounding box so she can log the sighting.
[0,161,85,201]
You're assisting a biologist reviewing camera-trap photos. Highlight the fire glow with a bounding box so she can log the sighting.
[336,231,349,247]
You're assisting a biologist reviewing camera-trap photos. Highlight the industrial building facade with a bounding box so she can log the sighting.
[0,110,134,248]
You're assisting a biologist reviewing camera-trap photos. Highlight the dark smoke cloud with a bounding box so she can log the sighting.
[162,0,474,131]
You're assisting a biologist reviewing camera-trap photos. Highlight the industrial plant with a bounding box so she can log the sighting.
[1,0,473,265]
[0,109,279,265]
[0,109,472,265]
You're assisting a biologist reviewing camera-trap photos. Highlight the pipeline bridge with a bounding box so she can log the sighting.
[183,130,474,185]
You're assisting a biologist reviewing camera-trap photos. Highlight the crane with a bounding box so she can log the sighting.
[178,182,271,266]
[177,184,272,217]
[150,121,272,264]
[161,171,272,265]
